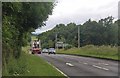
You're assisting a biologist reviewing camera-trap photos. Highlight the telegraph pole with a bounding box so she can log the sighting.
[78,25,80,48]
[55,33,58,49]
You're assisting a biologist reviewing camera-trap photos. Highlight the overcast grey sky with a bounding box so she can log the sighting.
[33,0,119,34]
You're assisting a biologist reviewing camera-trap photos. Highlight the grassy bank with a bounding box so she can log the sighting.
[22,46,65,76]
[23,54,65,76]
[57,45,119,60]
[3,46,65,76]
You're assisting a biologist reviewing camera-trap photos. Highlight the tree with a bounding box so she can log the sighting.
[38,16,118,48]
[2,2,55,75]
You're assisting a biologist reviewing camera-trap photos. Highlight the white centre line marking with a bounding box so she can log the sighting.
[83,63,88,65]
[104,63,109,66]
[99,63,109,66]
[92,65,109,71]
[93,65,102,69]
[66,63,74,67]
[102,67,109,70]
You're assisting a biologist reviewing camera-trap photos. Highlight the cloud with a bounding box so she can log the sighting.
[35,0,119,34]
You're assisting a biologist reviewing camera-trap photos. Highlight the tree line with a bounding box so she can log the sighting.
[38,16,119,48]
[2,2,54,75]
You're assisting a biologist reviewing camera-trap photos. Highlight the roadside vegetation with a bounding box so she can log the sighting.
[37,16,119,61]
[23,54,65,76]
[2,2,119,76]
[22,46,65,76]
[38,16,119,48]
[3,46,65,76]
[2,2,54,76]
[57,45,118,60]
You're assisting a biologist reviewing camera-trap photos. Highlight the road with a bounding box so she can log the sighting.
[38,53,118,77]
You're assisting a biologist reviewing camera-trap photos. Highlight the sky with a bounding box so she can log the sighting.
[32,0,119,34]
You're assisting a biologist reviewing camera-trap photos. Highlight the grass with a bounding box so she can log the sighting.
[2,52,28,76]
[22,46,65,76]
[23,54,65,76]
[3,46,65,77]
[57,45,119,60]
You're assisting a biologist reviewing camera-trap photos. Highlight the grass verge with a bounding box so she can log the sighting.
[57,45,119,60]
[22,46,65,76]
[23,54,65,76]
[3,46,66,77]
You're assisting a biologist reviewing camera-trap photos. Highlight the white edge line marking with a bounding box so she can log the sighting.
[46,61,69,78]
[66,63,74,67]
[92,65,109,71]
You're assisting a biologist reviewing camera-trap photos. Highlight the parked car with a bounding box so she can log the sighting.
[42,49,48,53]
[48,48,56,54]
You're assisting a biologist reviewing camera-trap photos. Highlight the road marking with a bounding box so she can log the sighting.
[92,65,109,71]
[46,61,68,77]
[99,63,109,66]
[102,67,109,70]
[93,65,102,69]
[83,63,88,65]
[104,64,109,65]
[66,63,74,67]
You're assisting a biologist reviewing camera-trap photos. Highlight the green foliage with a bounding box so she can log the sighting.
[57,45,118,60]
[3,49,65,76]
[38,16,118,48]
[64,45,73,50]
[48,40,54,48]
[82,45,95,49]
[2,2,54,75]
[23,54,65,76]
[3,52,28,76]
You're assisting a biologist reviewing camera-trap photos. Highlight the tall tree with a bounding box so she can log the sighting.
[2,2,54,73]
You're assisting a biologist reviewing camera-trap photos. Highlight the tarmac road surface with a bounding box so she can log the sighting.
[38,53,118,77]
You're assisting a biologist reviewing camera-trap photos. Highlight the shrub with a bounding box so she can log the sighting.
[64,45,73,50]
[5,52,28,76]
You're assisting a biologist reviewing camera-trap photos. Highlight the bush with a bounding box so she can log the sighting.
[4,52,28,76]
[64,45,73,50]
[82,45,95,49]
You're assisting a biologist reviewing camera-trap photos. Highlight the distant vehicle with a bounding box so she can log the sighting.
[48,48,56,54]
[31,40,41,54]
[42,49,49,53]
[32,48,41,54]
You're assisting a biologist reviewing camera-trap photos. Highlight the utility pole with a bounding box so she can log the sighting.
[78,25,80,48]
[39,40,41,49]
[55,33,58,49]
